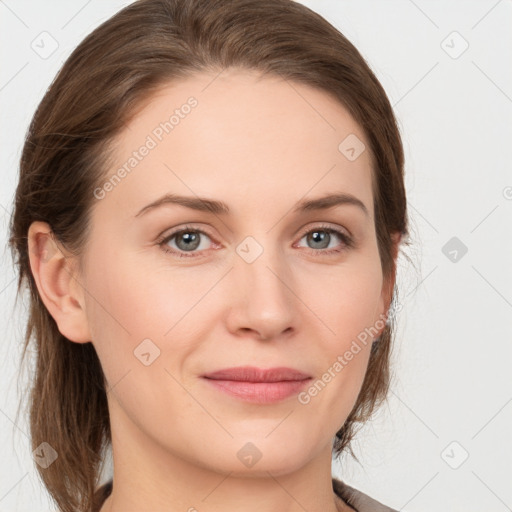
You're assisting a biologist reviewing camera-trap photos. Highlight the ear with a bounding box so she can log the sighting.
[376,231,402,334]
[27,221,91,343]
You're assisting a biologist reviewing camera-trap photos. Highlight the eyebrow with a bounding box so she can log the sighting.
[134,192,369,218]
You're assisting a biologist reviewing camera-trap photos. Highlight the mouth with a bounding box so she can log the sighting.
[201,366,312,404]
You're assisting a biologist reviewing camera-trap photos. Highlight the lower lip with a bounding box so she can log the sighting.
[203,378,311,403]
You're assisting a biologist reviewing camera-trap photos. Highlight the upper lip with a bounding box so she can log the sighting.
[202,366,312,382]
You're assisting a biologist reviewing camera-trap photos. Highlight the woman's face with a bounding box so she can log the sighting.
[70,69,393,477]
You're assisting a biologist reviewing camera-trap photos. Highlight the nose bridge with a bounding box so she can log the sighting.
[236,233,289,300]
[230,233,296,337]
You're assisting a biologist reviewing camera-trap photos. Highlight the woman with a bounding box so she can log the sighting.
[8,0,409,511]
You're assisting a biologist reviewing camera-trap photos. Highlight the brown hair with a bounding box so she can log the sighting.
[8,0,410,510]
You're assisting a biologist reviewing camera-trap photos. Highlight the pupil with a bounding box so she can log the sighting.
[178,232,199,251]
[309,230,329,249]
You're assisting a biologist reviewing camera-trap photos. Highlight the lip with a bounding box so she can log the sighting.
[201,366,312,404]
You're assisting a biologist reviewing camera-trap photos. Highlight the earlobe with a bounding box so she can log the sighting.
[27,221,91,343]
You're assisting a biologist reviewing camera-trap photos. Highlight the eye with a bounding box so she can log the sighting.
[295,224,354,255]
[156,223,354,259]
[156,225,216,259]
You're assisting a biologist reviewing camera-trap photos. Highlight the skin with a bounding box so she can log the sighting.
[28,68,399,512]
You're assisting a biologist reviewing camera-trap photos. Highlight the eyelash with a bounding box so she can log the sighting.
[156,223,354,259]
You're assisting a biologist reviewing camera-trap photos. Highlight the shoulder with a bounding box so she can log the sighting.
[332,477,399,512]
[93,478,398,512]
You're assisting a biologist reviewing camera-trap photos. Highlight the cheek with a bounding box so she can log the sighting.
[86,243,384,366]
[299,256,383,417]
[83,251,217,377]
[312,254,384,345]
[86,248,200,332]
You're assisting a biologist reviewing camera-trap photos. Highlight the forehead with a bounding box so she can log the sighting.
[96,68,374,222]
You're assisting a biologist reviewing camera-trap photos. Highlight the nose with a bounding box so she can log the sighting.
[225,239,298,341]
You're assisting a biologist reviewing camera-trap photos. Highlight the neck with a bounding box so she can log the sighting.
[99,396,355,512]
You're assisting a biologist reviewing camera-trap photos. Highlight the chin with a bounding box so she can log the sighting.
[200,438,315,477]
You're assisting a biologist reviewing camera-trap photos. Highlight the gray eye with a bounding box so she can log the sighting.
[174,231,202,251]
[305,230,332,249]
